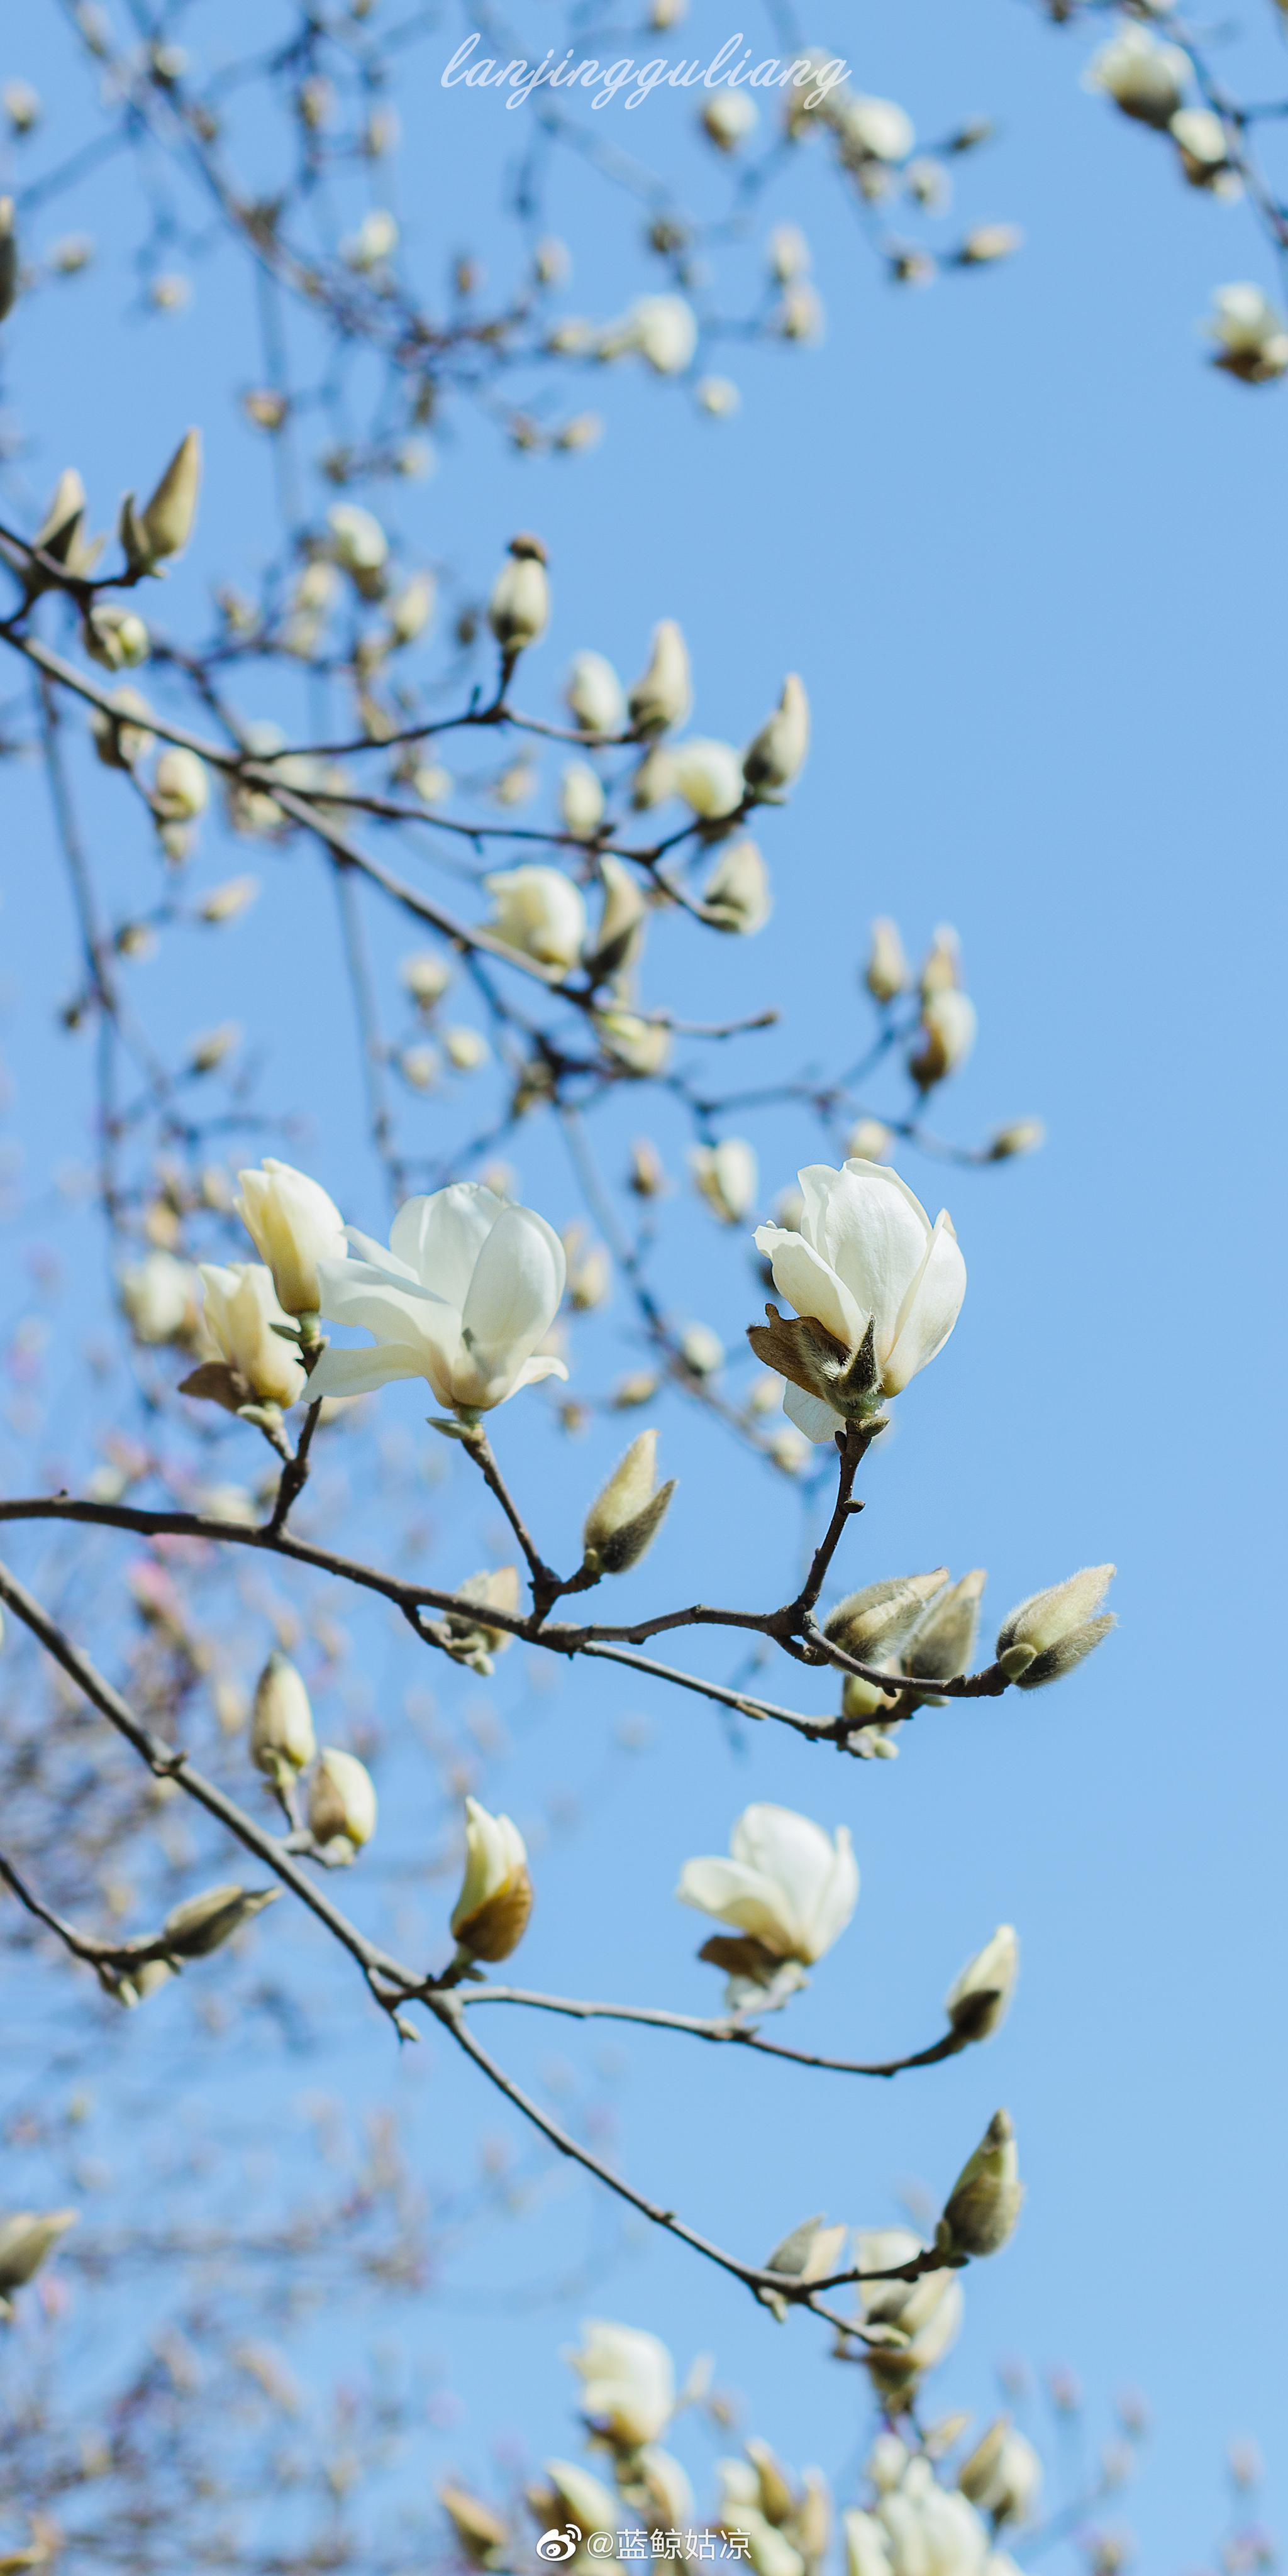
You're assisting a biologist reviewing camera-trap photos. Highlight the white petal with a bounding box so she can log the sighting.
[782,1381,844,1444]
[675,1857,796,1953]
[304,1344,425,1399]
[460,1205,565,1372]
[882,1211,967,1394]
[730,1805,848,1959]
[391,1183,502,1302]
[314,1269,440,1350]
[800,1163,931,1360]
[343,1228,421,1285]
[756,1228,862,1347]
[510,1352,570,1390]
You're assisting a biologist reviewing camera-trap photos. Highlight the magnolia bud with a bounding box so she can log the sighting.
[0,2209,77,2311]
[846,1119,891,1162]
[996,1565,1116,1689]
[450,1796,532,1961]
[444,1025,488,1072]
[91,686,153,770]
[960,2421,1041,2524]
[679,1321,724,1376]
[582,1429,676,1574]
[940,2109,1022,2257]
[960,223,1023,265]
[401,949,453,1010]
[488,534,549,653]
[484,865,586,974]
[691,1138,758,1225]
[760,2212,848,2322]
[130,427,201,565]
[386,570,435,645]
[308,1747,377,1852]
[444,1566,521,1674]
[594,1009,671,1077]
[328,502,388,593]
[559,759,605,843]
[628,1139,666,1198]
[945,1923,1018,2043]
[825,1571,948,1662]
[628,620,692,738]
[743,674,809,795]
[902,1569,985,1698]
[865,917,909,1003]
[671,738,745,821]
[439,2485,512,2568]
[631,745,677,809]
[160,1882,280,1960]
[200,875,259,924]
[584,855,647,981]
[84,604,150,670]
[251,1651,316,1783]
[909,990,977,1088]
[989,1119,1045,1161]
[567,649,625,739]
[153,746,209,821]
[920,924,960,998]
[702,836,771,934]
[235,1157,347,1317]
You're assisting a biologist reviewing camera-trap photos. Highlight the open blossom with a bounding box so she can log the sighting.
[677,1803,857,2006]
[192,1262,306,1409]
[235,1158,347,1318]
[569,2321,675,2449]
[306,1183,567,1413]
[750,1160,966,1444]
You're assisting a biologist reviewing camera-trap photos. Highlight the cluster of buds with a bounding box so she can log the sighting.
[250,1652,377,1857]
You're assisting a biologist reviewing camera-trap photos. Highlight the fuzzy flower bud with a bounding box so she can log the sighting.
[628,621,692,738]
[560,760,606,842]
[185,1262,306,1412]
[702,837,771,934]
[988,1119,1045,1161]
[959,2421,1041,2525]
[308,1747,377,1852]
[865,918,909,1003]
[1086,27,1189,128]
[940,2109,1023,2257]
[444,1567,522,1675]
[127,426,201,567]
[996,1565,1116,1688]
[901,1568,985,1698]
[582,1429,676,1575]
[0,2210,77,2313]
[153,746,209,822]
[161,1882,280,1960]
[671,738,745,820]
[585,856,647,981]
[567,650,626,739]
[84,604,150,670]
[488,534,549,653]
[743,675,809,795]
[945,1923,1019,2043]
[250,1651,316,1784]
[450,1796,533,1962]
[909,991,977,1089]
[826,1571,949,1663]
[485,865,586,974]
[691,1138,758,1225]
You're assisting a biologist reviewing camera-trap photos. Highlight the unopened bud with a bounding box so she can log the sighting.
[250,1650,316,1783]
[743,673,809,795]
[584,854,647,980]
[909,990,977,1088]
[84,604,150,670]
[902,1568,985,1698]
[996,1565,1116,1689]
[920,924,960,997]
[945,1923,1018,2043]
[628,1138,667,1198]
[443,1566,521,1674]
[960,223,1023,265]
[702,836,771,934]
[153,746,209,821]
[940,2108,1023,2257]
[130,426,202,566]
[567,649,625,739]
[200,874,260,925]
[989,1119,1045,1161]
[583,1429,676,1575]
[826,1571,948,1662]
[308,1747,377,1852]
[0,2209,77,2308]
[691,1138,758,1225]
[161,1882,280,1960]
[628,619,692,738]
[488,534,549,653]
[439,2484,511,2568]
[865,917,909,1003]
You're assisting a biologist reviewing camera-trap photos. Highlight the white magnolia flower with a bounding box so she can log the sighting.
[910,989,977,1088]
[235,1159,348,1318]
[945,1924,1019,2042]
[691,1139,758,1225]
[327,501,388,579]
[671,738,745,819]
[560,760,606,841]
[196,1262,306,1408]
[484,865,586,973]
[487,535,550,651]
[1085,26,1188,126]
[751,1160,966,1442]
[677,1803,858,1965]
[569,2321,675,2448]
[450,1796,532,1960]
[702,837,771,934]
[307,1183,567,1413]
[743,674,809,794]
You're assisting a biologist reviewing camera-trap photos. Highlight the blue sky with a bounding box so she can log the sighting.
[1,1,1285,2562]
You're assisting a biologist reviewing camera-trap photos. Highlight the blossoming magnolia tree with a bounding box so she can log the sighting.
[0,5,1280,2570]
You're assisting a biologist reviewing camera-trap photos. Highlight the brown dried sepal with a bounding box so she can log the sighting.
[455,1869,533,1964]
[179,1359,250,1415]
